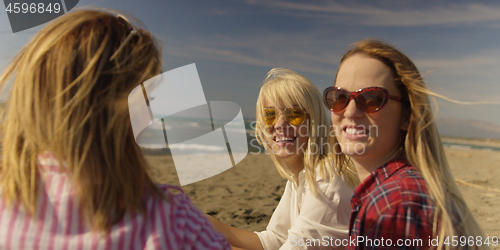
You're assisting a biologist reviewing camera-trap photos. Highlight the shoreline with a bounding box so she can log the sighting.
[441,136,500,149]
[140,136,500,156]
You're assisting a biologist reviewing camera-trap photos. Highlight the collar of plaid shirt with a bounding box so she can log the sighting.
[352,156,409,202]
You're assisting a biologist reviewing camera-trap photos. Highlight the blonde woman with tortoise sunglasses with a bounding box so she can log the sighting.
[326,39,487,250]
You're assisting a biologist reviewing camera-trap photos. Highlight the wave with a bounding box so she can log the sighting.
[138,142,225,152]
[442,142,500,151]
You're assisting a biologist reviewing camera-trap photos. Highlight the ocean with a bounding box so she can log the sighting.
[138,119,500,154]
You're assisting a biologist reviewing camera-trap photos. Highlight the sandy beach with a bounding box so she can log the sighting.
[146,139,500,248]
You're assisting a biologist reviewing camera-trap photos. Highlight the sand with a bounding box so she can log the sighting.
[146,143,500,249]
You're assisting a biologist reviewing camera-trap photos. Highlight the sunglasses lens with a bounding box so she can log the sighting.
[263,108,277,126]
[284,107,306,126]
[357,90,386,112]
[326,89,350,112]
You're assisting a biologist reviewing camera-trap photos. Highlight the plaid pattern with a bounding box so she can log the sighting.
[348,158,435,249]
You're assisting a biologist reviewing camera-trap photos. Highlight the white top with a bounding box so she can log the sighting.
[255,170,353,250]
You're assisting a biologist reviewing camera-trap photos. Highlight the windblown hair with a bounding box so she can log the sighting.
[331,39,486,250]
[0,9,164,232]
[255,68,358,195]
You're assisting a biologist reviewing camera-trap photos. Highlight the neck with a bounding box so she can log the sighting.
[351,148,403,183]
[283,157,304,186]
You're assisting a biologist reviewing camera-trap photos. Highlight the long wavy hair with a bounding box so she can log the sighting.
[331,39,486,249]
[0,9,164,232]
[255,68,358,195]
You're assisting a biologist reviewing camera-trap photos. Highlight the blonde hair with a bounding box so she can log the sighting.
[255,68,358,195]
[0,9,164,232]
[332,39,486,249]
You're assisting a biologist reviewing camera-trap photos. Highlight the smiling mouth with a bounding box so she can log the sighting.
[344,127,367,135]
[341,126,369,138]
[273,135,296,145]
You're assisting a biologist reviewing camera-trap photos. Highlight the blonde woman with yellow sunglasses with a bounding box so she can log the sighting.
[209,68,358,250]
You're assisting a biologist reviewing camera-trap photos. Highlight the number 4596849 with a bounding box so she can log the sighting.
[6,2,61,14]
[444,236,498,247]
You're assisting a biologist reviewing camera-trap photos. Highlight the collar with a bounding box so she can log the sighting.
[291,169,305,189]
[37,151,66,173]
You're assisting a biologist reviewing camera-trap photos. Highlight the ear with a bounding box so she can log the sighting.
[400,109,410,131]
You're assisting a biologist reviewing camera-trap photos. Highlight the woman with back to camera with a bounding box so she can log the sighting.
[209,68,359,250]
[324,39,487,249]
[0,9,230,249]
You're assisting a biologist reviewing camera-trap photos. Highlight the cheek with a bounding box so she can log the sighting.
[266,125,274,134]
[330,112,342,125]
[261,127,274,145]
[298,124,309,137]
[296,123,310,146]
[371,110,404,142]
[330,113,342,134]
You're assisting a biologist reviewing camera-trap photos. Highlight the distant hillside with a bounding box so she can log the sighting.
[435,117,500,140]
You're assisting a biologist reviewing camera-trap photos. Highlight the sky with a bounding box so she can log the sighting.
[1,0,500,127]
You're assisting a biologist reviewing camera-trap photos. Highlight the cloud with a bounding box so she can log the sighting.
[159,31,500,103]
[160,32,343,76]
[416,53,500,73]
[156,1,500,114]
[412,50,500,102]
[241,1,500,27]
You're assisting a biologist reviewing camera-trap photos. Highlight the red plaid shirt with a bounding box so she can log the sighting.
[348,158,435,249]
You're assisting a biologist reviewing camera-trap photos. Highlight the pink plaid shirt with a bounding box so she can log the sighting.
[0,152,230,250]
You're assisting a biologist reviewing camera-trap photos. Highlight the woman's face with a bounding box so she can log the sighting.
[263,100,310,163]
[331,53,407,163]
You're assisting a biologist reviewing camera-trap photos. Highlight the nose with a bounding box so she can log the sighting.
[273,111,289,131]
[343,98,363,120]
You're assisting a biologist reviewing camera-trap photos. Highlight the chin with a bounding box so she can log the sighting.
[340,142,368,156]
[271,144,300,159]
[272,147,293,158]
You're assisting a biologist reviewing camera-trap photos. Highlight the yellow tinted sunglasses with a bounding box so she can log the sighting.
[263,107,308,126]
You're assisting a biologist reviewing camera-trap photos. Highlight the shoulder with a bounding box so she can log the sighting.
[155,184,202,213]
[157,183,185,196]
[363,165,434,223]
[153,184,210,231]
[308,169,354,202]
[154,184,231,249]
[282,171,351,242]
[373,166,431,206]
[303,171,353,221]
[395,167,431,204]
